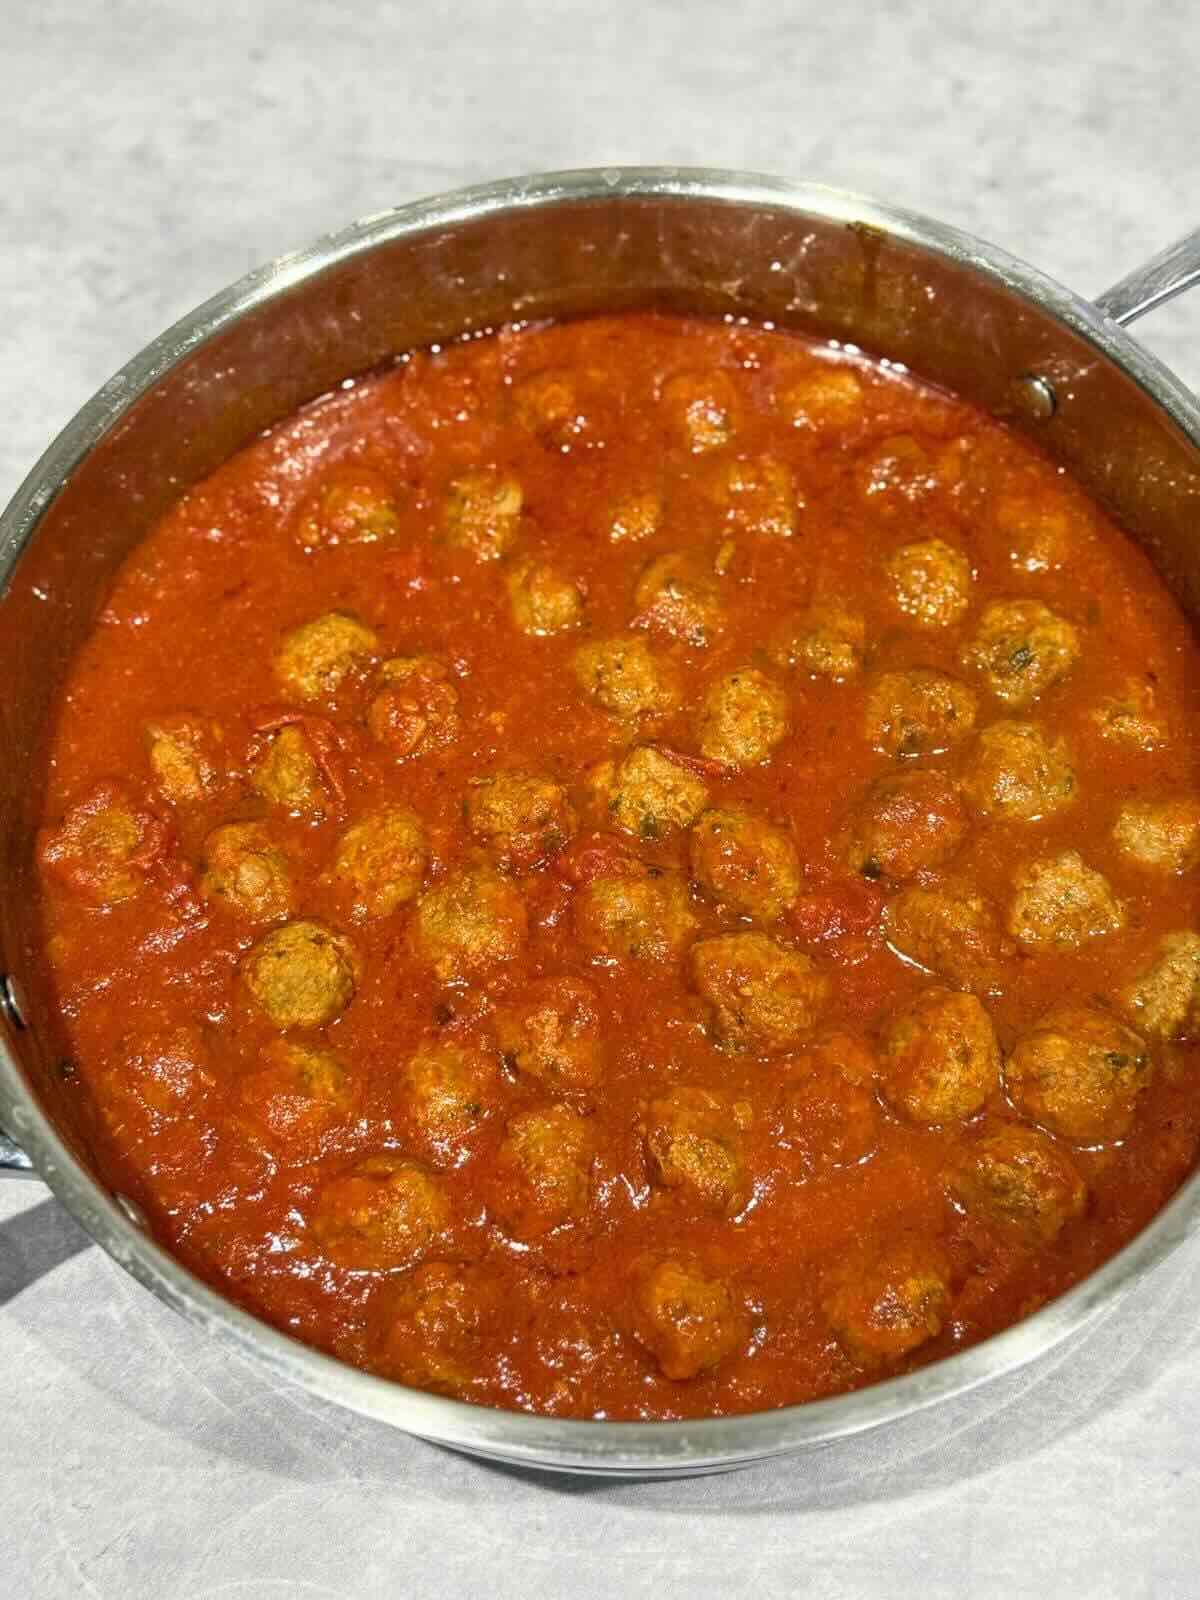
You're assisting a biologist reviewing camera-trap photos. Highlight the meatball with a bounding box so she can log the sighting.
[367,655,460,758]
[696,667,790,766]
[512,367,596,449]
[399,1038,501,1156]
[101,1019,220,1120]
[839,771,968,881]
[312,1154,448,1270]
[880,985,999,1124]
[331,806,427,918]
[645,1086,751,1215]
[144,714,220,803]
[963,600,1080,707]
[410,862,527,982]
[660,369,737,453]
[488,1104,594,1239]
[1089,676,1166,752]
[200,821,293,922]
[39,780,167,906]
[633,550,725,647]
[242,919,357,1029]
[689,807,801,920]
[1118,930,1200,1041]
[950,1122,1087,1243]
[465,770,578,869]
[493,976,605,1091]
[887,537,972,628]
[822,1235,952,1365]
[239,1038,354,1152]
[607,486,662,545]
[857,434,937,505]
[630,1257,749,1380]
[293,465,400,550]
[591,746,708,842]
[690,931,830,1054]
[779,1058,880,1177]
[375,1260,500,1395]
[441,467,523,560]
[574,867,698,964]
[506,558,584,636]
[883,882,1013,995]
[1005,1004,1151,1142]
[781,366,864,430]
[707,455,797,538]
[865,668,978,758]
[963,720,1075,822]
[1007,850,1124,950]
[572,634,681,722]
[1113,796,1200,875]
[989,491,1080,575]
[768,603,867,682]
[274,610,378,703]
[251,724,328,817]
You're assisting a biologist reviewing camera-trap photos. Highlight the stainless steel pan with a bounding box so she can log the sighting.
[3,168,1200,1477]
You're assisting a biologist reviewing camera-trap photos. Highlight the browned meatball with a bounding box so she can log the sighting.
[949,1122,1087,1243]
[989,489,1079,575]
[630,1257,749,1380]
[99,1018,220,1121]
[200,821,293,922]
[238,1038,354,1153]
[880,986,1000,1124]
[882,882,1013,995]
[690,931,830,1054]
[1112,795,1200,875]
[293,465,401,550]
[242,920,357,1029]
[607,485,663,544]
[706,455,797,538]
[441,467,523,560]
[572,634,681,721]
[330,806,427,919]
[689,807,801,920]
[574,867,698,964]
[367,655,461,759]
[375,1260,503,1395]
[633,550,725,646]
[781,366,864,430]
[591,746,708,841]
[312,1154,449,1270]
[488,1105,594,1239]
[779,1057,880,1178]
[768,602,867,682]
[887,537,972,628]
[398,1038,502,1157]
[511,367,600,450]
[823,1235,952,1365]
[865,669,978,758]
[1089,676,1166,752]
[963,599,1080,707]
[839,771,968,881]
[410,862,528,982]
[465,771,578,870]
[506,558,585,636]
[252,724,329,817]
[660,369,738,453]
[144,714,221,803]
[696,667,790,766]
[1005,1005,1151,1142]
[39,780,168,906]
[1118,931,1200,1041]
[962,720,1075,822]
[644,1086,751,1215]
[493,976,605,1091]
[274,611,378,703]
[1007,850,1123,950]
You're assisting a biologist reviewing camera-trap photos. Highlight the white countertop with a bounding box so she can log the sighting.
[5,2,1200,1593]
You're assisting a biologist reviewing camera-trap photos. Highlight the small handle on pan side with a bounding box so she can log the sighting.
[1095,227,1200,327]
[0,1127,36,1179]
[0,976,42,1178]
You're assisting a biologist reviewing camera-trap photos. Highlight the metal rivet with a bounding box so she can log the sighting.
[0,974,28,1032]
[1013,373,1057,421]
[114,1193,149,1230]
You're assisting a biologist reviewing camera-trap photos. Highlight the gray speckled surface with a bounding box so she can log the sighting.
[6,1,1200,1594]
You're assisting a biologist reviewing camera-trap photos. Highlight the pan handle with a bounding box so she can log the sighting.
[1095,227,1200,327]
[0,1127,37,1179]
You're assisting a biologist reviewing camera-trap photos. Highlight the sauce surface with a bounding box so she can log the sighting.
[35,312,1200,1420]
